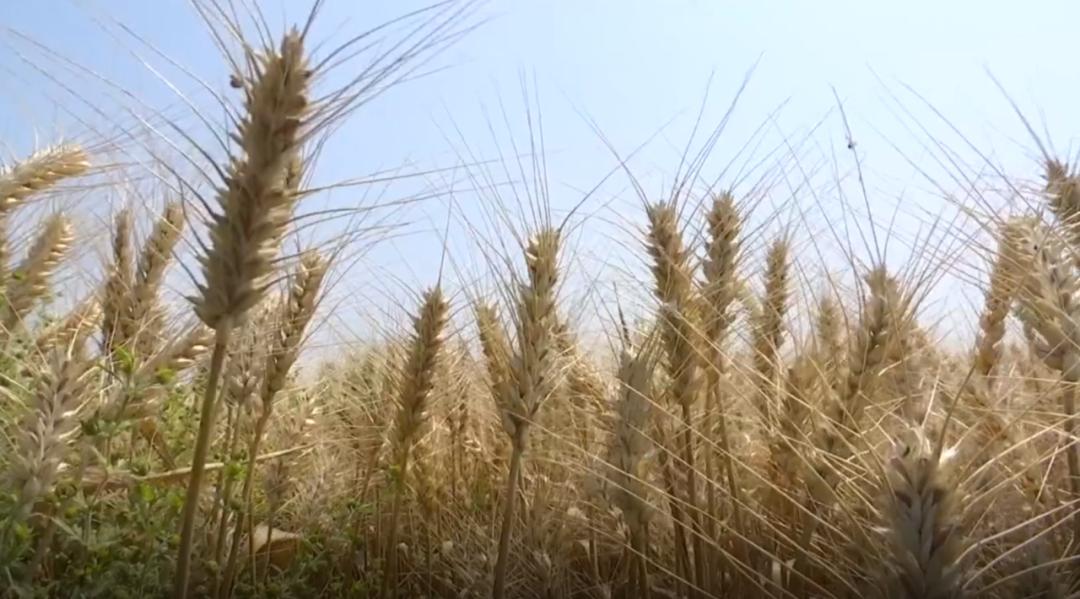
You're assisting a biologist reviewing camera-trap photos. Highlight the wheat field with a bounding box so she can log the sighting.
[2,2,1080,598]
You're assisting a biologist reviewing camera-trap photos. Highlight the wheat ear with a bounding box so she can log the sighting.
[101,208,134,361]
[644,201,707,593]
[175,28,310,599]
[380,286,449,599]
[973,217,1036,379]
[3,342,90,528]
[700,191,744,586]
[492,228,561,599]
[1045,159,1080,248]
[129,202,185,355]
[751,237,791,428]
[0,145,88,283]
[221,254,327,596]
[881,431,967,599]
[4,214,74,332]
[35,295,100,353]
[1013,227,1080,496]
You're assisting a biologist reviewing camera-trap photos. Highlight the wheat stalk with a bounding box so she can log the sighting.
[175,28,311,598]
[380,286,449,599]
[491,228,561,599]
[644,201,707,593]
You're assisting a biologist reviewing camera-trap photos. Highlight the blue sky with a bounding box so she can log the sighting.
[2,0,1079,351]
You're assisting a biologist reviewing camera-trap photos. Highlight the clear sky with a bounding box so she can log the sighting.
[2,0,1079,352]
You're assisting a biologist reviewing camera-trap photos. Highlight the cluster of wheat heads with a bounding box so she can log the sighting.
[8,10,1080,599]
[5,146,1080,597]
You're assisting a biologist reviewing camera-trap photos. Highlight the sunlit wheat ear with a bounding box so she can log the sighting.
[751,237,791,426]
[1012,222,1080,495]
[880,430,967,599]
[501,228,563,443]
[644,202,699,410]
[260,251,327,415]
[815,294,845,390]
[492,228,562,599]
[973,217,1037,379]
[823,266,893,452]
[390,286,450,455]
[192,29,311,330]
[3,213,74,331]
[643,200,710,590]
[129,202,184,353]
[5,342,91,525]
[176,28,312,596]
[1045,159,1080,247]
[475,302,515,432]
[0,145,89,282]
[702,191,741,350]
[701,191,744,547]
[1014,224,1079,374]
[102,208,134,359]
[381,286,449,598]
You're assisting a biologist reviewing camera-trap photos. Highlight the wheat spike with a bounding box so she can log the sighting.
[607,344,656,598]
[1045,159,1080,248]
[260,251,327,415]
[176,29,312,597]
[700,191,744,571]
[35,295,101,353]
[381,286,449,599]
[973,217,1037,379]
[881,431,967,599]
[0,145,89,282]
[644,201,709,592]
[751,237,791,427]
[492,228,562,599]
[5,342,91,524]
[102,208,135,359]
[192,30,311,330]
[4,213,74,331]
[129,202,185,354]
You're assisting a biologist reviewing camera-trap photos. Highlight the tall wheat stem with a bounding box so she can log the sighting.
[175,320,233,597]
